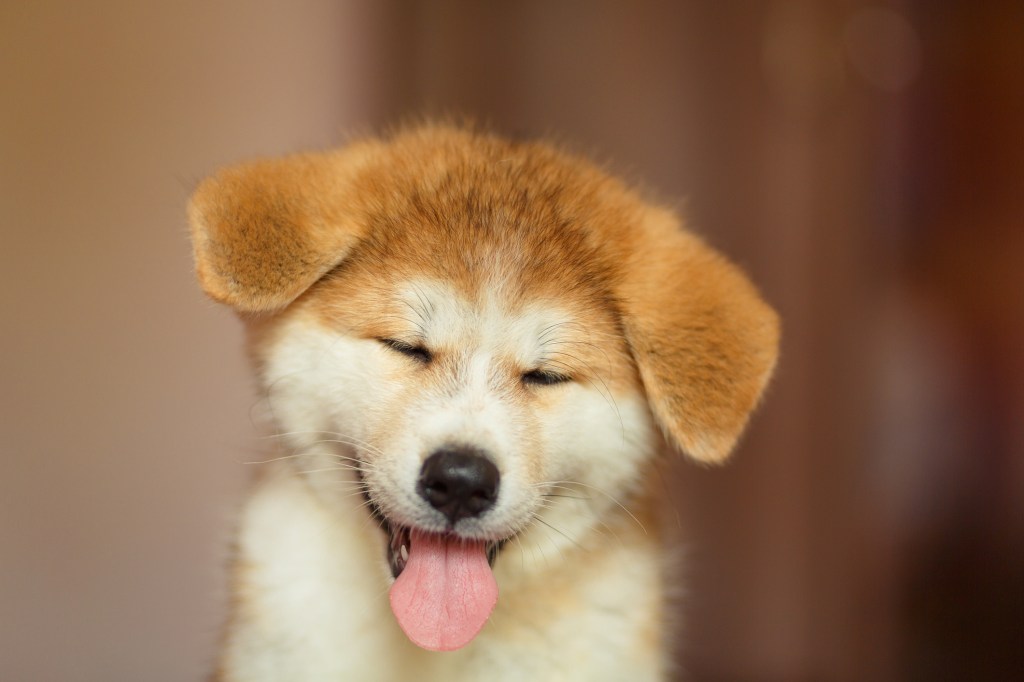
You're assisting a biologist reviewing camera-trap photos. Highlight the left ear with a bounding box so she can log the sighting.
[618,207,780,464]
[187,143,378,314]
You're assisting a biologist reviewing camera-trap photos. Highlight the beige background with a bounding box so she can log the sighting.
[2,2,1021,681]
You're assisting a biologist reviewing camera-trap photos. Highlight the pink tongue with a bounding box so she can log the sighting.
[388,528,498,652]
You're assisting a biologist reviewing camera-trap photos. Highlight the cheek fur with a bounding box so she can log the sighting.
[254,313,399,470]
[539,384,658,495]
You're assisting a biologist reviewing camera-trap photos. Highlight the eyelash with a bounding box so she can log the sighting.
[378,338,432,364]
[378,339,572,386]
[522,369,572,386]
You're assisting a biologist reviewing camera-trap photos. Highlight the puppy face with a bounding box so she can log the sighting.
[190,124,779,650]
[256,268,656,560]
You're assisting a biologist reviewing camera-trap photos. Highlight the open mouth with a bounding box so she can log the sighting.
[356,465,508,578]
[368,495,505,579]
[358,467,510,652]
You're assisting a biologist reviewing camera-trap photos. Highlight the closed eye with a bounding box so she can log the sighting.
[378,338,432,364]
[522,368,572,386]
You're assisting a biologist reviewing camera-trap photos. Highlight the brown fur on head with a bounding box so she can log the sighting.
[188,124,779,462]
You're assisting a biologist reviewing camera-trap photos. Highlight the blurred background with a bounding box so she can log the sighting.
[2,1,1021,680]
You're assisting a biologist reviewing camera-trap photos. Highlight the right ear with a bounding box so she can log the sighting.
[187,144,376,313]
[617,207,780,464]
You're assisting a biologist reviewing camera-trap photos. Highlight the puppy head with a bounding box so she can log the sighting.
[189,125,778,647]
[191,126,777,454]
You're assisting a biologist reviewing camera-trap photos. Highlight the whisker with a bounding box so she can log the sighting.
[310,439,387,458]
[260,429,387,458]
[242,452,324,465]
[538,479,647,535]
[294,465,361,476]
[532,515,581,554]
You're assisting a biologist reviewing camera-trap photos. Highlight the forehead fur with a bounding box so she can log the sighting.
[337,126,643,304]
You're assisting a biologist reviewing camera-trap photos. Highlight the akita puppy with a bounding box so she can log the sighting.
[189,124,778,681]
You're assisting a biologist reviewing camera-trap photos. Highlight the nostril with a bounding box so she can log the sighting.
[421,480,450,508]
[425,481,448,495]
[417,447,500,525]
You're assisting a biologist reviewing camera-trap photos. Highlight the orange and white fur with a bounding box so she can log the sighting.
[189,124,778,681]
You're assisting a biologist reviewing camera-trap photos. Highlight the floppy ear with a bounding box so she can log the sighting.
[620,208,780,464]
[187,145,375,313]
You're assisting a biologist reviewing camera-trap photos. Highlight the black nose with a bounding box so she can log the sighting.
[417,448,500,525]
